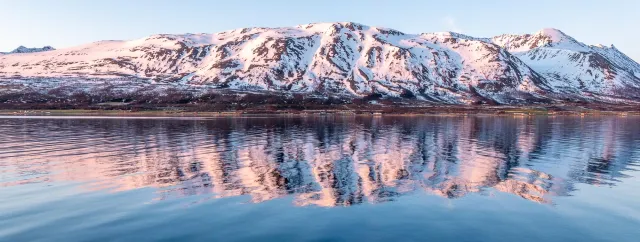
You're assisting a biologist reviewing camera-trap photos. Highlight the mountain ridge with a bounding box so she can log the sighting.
[0,45,55,54]
[1,22,639,106]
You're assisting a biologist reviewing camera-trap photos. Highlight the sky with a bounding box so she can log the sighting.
[1,0,639,61]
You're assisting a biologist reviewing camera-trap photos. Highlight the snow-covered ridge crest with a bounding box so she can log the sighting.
[0,22,639,104]
[489,28,640,95]
[491,28,589,53]
[1,45,55,54]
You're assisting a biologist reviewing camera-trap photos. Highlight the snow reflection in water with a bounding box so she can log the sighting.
[3,116,640,241]
[1,116,637,207]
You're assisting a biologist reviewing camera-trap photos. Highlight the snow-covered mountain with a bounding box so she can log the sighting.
[1,45,55,54]
[1,22,638,104]
[492,29,640,100]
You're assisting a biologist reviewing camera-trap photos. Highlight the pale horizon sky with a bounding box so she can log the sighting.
[1,0,639,61]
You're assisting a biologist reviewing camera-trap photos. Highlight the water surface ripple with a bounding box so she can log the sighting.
[1,116,639,241]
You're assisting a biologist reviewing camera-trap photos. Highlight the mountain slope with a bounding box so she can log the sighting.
[491,29,640,99]
[0,23,639,105]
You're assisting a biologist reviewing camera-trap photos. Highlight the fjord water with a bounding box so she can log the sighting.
[1,116,639,242]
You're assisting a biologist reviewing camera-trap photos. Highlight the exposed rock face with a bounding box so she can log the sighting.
[492,28,640,100]
[1,23,639,104]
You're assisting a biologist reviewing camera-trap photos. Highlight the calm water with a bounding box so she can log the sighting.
[1,116,639,242]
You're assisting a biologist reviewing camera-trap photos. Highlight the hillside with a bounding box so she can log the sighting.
[1,22,639,108]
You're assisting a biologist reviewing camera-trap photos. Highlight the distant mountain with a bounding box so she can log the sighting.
[0,22,639,105]
[2,45,55,54]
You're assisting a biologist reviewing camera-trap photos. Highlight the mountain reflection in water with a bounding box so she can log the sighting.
[1,116,639,207]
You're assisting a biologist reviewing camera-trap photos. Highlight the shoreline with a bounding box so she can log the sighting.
[1,106,638,117]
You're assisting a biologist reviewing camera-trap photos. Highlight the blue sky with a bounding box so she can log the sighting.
[2,0,638,60]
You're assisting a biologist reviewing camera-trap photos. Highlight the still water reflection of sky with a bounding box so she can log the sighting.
[1,116,638,241]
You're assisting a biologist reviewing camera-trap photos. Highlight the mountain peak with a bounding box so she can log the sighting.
[535,28,567,39]
[527,28,587,51]
[7,45,55,54]
[534,28,577,44]
[297,22,377,33]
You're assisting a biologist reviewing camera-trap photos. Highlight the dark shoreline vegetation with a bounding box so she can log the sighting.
[0,88,639,116]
